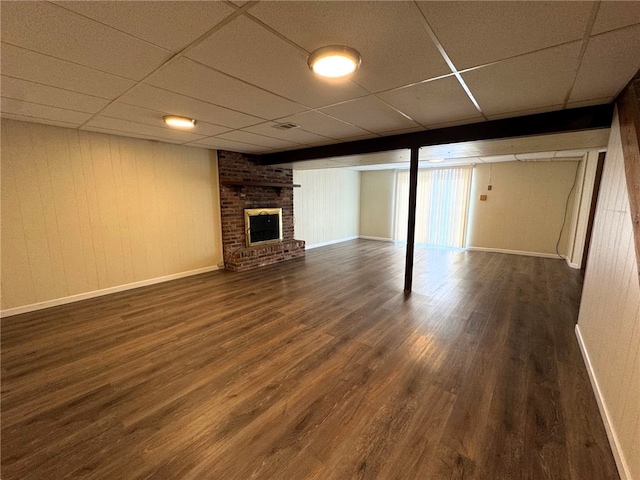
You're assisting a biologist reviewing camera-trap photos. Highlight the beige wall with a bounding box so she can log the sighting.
[577,109,640,480]
[359,170,395,240]
[293,168,359,247]
[1,119,223,313]
[466,161,579,256]
[565,151,599,267]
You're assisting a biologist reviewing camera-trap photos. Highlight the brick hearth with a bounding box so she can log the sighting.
[218,150,305,272]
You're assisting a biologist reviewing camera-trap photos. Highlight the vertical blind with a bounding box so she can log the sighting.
[394,167,473,248]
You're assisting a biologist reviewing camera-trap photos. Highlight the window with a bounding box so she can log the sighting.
[394,167,473,248]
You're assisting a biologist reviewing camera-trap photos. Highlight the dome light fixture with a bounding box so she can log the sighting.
[163,115,197,129]
[428,158,444,163]
[308,45,362,78]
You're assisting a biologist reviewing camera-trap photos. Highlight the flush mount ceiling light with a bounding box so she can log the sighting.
[428,158,444,163]
[163,115,197,129]
[308,45,362,78]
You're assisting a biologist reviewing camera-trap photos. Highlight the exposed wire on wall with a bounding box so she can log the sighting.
[555,163,582,259]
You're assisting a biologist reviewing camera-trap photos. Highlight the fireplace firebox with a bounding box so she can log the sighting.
[244,208,283,247]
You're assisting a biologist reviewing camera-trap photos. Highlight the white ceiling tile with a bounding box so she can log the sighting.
[515,152,556,160]
[1,44,135,99]
[570,25,640,103]
[418,1,592,69]
[1,98,91,125]
[377,76,480,126]
[147,58,305,119]
[551,157,582,162]
[420,144,484,159]
[243,122,332,145]
[84,116,206,143]
[99,103,231,137]
[118,84,262,129]
[275,111,370,139]
[289,159,348,170]
[515,158,552,163]
[591,1,640,35]
[463,42,581,116]
[319,96,419,133]
[426,158,477,167]
[216,130,300,149]
[1,2,636,151]
[351,163,404,171]
[52,1,234,52]
[186,137,270,153]
[1,76,111,114]
[187,16,369,108]
[478,154,518,163]
[80,126,188,145]
[335,153,406,167]
[474,131,609,158]
[331,150,410,167]
[1,1,171,80]
[417,156,447,164]
[1,113,79,130]
[250,1,449,92]
[555,150,590,158]
[298,133,608,170]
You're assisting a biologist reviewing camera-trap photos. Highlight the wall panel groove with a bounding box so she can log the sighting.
[577,107,640,480]
[293,168,360,248]
[1,119,223,312]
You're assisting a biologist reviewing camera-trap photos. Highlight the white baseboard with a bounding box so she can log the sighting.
[305,236,359,250]
[466,246,561,259]
[575,325,630,480]
[0,265,220,318]
[561,254,581,269]
[358,235,394,242]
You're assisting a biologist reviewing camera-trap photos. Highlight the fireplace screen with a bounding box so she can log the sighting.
[244,208,283,247]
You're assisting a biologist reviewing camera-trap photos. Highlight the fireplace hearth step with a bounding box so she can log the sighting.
[225,240,305,272]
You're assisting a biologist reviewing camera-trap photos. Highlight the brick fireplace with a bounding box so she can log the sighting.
[218,150,305,271]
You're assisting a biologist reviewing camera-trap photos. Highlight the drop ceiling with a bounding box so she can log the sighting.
[1,1,639,155]
[276,129,609,170]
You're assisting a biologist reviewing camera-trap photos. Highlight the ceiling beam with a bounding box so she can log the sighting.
[259,104,614,165]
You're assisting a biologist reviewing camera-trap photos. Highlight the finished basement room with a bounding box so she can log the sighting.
[1,2,639,480]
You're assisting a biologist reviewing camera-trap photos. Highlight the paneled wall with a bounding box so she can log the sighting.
[1,119,223,313]
[293,168,360,248]
[359,170,395,240]
[466,161,579,256]
[577,109,640,480]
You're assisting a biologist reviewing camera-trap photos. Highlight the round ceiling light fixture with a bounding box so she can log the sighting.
[308,45,362,78]
[163,115,197,129]
[428,158,444,163]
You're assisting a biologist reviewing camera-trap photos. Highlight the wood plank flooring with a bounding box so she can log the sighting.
[1,240,620,479]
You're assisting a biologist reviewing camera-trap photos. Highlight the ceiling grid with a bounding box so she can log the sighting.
[1,0,639,156]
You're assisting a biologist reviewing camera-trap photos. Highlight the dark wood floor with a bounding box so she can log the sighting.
[1,240,619,480]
